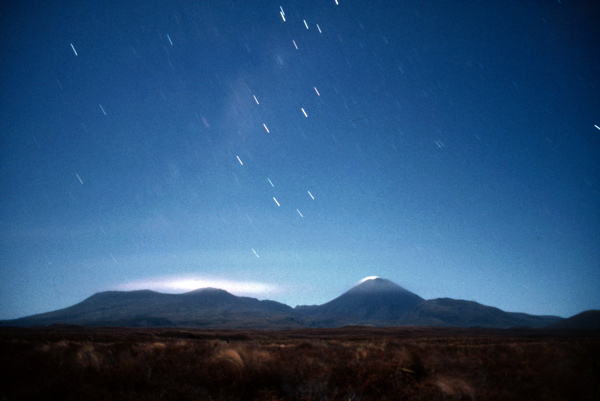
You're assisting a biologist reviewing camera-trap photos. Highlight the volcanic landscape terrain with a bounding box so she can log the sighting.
[3,278,599,400]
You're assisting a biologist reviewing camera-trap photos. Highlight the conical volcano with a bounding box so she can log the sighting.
[303,277,424,325]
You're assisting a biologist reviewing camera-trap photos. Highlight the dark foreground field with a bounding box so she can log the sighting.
[1,326,598,401]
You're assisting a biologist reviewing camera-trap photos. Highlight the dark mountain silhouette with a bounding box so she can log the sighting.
[3,288,298,329]
[546,310,600,330]
[1,277,567,329]
[294,278,559,328]
[402,298,560,328]
[296,278,424,326]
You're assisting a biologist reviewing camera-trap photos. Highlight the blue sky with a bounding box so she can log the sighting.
[1,0,599,320]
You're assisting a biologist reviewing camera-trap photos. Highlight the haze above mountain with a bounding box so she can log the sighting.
[1,277,577,329]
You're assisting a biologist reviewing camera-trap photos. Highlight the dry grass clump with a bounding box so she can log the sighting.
[0,327,599,400]
[433,376,475,400]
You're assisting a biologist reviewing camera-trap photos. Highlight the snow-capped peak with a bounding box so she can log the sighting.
[358,276,380,284]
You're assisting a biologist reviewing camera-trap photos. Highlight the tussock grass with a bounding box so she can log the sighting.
[1,327,599,400]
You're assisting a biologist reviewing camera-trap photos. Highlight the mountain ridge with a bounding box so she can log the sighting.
[1,277,570,329]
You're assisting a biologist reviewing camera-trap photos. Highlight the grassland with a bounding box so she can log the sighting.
[1,326,598,400]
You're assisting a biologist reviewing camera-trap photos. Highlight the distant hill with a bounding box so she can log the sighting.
[2,288,299,329]
[547,310,600,330]
[402,298,560,328]
[1,277,566,329]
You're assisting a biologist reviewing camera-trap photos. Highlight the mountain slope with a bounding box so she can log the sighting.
[4,288,297,329]
[404,298,562,328]
[297,278,424,326]
[547,310,600,330]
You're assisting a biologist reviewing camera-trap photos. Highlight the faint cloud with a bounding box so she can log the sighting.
[115,276,278,296]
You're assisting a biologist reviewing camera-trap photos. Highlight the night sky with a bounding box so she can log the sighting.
[1,0,599,320]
